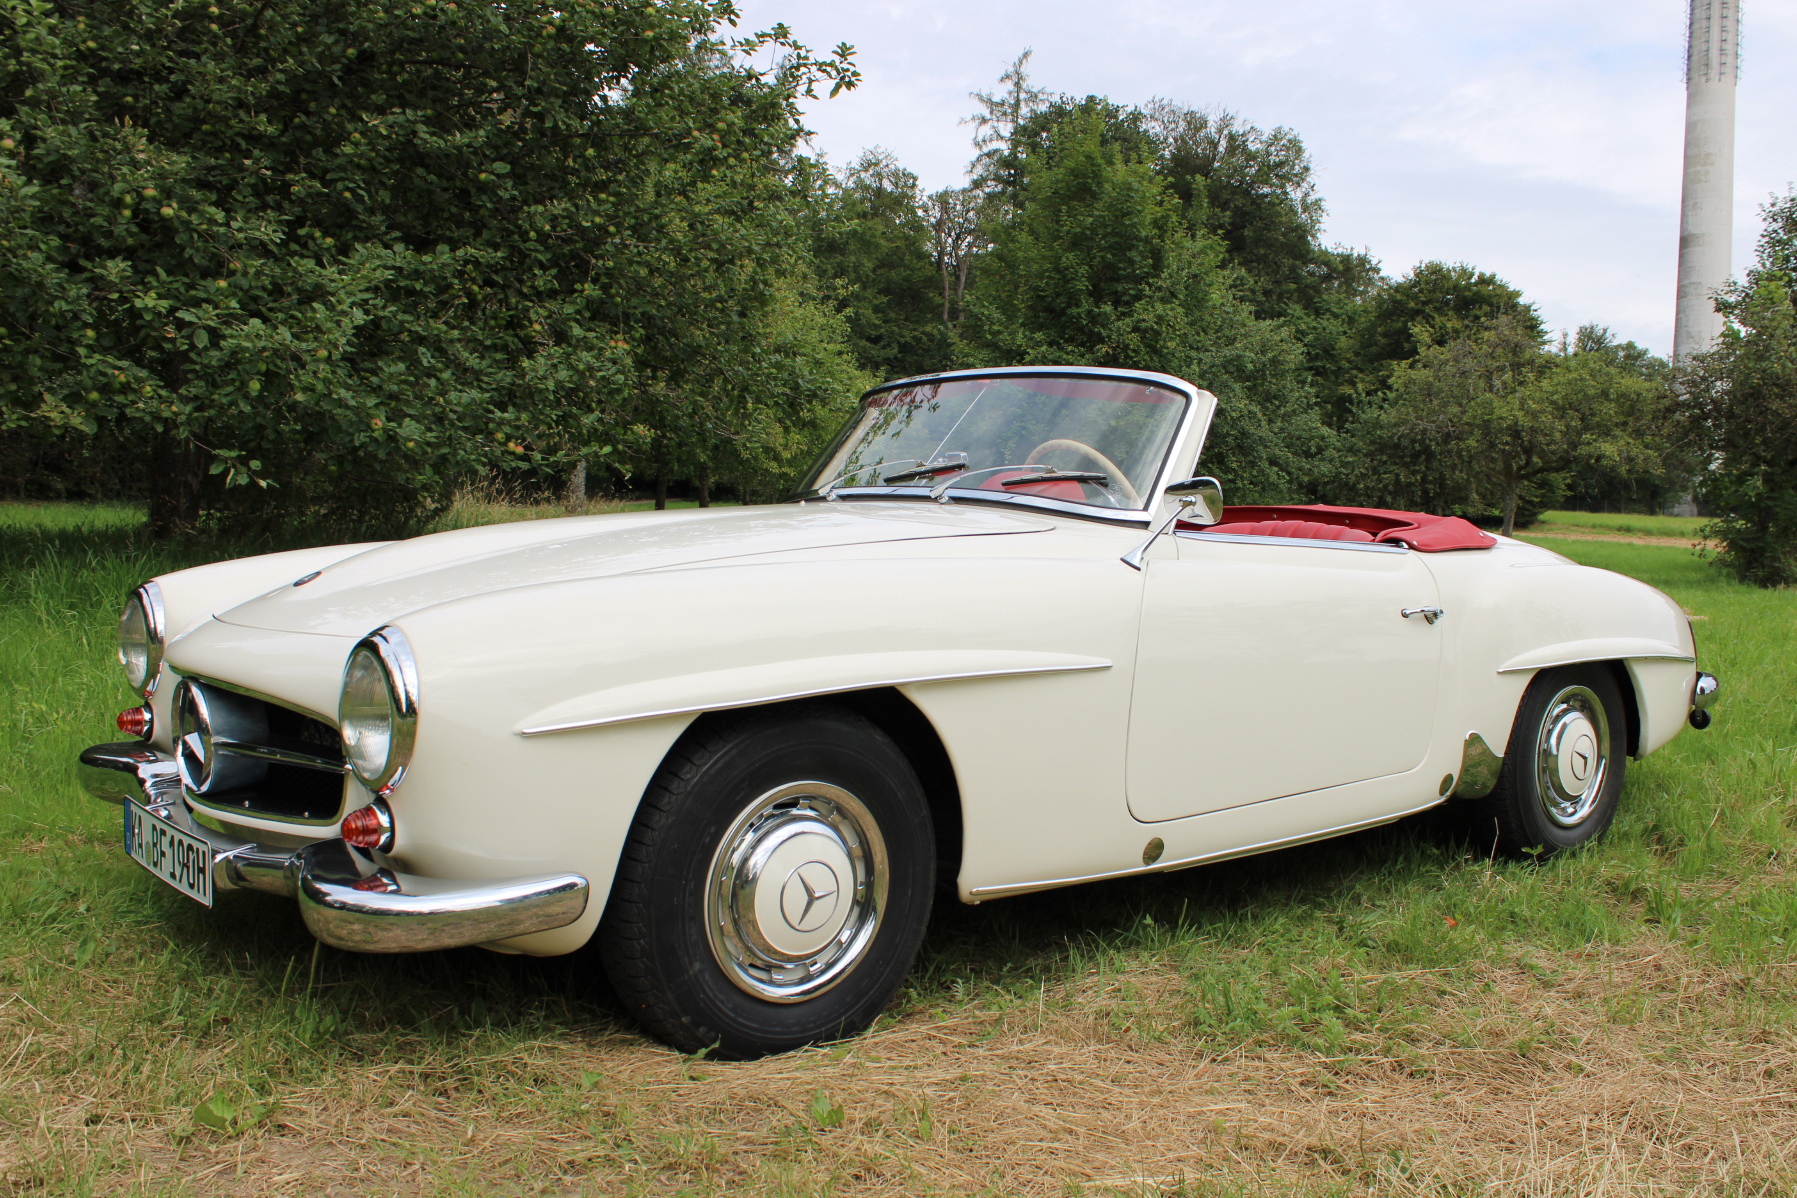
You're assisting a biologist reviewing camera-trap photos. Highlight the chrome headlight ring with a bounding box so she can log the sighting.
[338,626,419,797]
[118,581,167,696]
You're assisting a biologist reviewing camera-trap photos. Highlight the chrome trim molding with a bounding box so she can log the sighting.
[818,486,1154,528]
[81,743,589,952]
[1450,732,1504,800]
[212,736,348,773]
[339,626,420,796]
[1692,671,1719,712]
[1496,651,1694,675]
[120,581,167,696]
[1175,531,1411,555]
[967,798,1444,898]
[518,660,1113,737]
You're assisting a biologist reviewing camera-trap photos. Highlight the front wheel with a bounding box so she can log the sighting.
[1475,664,1629,859]
[598,704,935,1059]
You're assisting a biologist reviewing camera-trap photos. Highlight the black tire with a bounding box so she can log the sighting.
[597,702,935,1059]
[1473,664,1629,860]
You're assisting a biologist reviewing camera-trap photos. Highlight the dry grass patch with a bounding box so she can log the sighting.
[9,946,1797,1196]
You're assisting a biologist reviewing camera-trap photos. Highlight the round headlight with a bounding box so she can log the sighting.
[117,582,166,695]
[339,628,418,795]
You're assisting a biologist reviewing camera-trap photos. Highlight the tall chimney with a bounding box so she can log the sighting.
[1672,0,1739,361]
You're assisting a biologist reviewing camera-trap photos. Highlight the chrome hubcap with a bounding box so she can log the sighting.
[1535,685,1611,827]
[706,782,888,1002]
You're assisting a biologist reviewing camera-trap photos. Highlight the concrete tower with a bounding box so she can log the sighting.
[1673,0,1740,361]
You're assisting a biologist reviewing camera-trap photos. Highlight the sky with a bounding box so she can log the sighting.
[731,0,1794,358]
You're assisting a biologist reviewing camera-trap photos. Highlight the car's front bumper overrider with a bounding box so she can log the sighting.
[79,742,590,953]
[1689,670,1719,730]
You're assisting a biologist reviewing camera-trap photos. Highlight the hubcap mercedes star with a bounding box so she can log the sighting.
[706,782,889,1002]
[1535,686,1612,827]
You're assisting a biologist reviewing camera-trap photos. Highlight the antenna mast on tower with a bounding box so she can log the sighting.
[1673,0,1740,361]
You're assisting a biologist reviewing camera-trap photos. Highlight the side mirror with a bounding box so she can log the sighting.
[1163,476,1224,526]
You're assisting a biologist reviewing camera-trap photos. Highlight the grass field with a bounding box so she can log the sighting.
[3,503,1794,1196]
[1527,510,1711,542]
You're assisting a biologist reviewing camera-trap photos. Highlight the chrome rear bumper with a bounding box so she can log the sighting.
[79,742,589,953]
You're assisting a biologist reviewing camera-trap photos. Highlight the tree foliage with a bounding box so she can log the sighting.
[1679,190,1797,586]
[959,108,1324,501]
[1362,316,1669,534]
[0,0,862,534]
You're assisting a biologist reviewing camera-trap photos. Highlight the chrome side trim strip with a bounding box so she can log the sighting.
[1175,531,1411,554]
[1496,651,1694,674]
[967,797,1445,899]
[518,661,1113,737]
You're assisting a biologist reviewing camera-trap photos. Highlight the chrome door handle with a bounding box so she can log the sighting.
[1401,606,1444,625]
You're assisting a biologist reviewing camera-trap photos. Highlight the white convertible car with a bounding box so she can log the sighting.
[81,367,1718,1057]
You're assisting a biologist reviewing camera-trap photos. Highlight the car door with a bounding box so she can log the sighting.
[1126,530,1444,822]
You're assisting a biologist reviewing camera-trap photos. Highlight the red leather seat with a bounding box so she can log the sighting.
[1205,519,1376,542]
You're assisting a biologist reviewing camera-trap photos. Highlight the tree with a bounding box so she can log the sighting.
[1678,188,1797,586]
[1366,316,1669,534]
[959,108,1324,501]
[926,186,984,337]
[963,49,1049,200]
[0,0,859,535]
[1144,102,1323,313]
[1353,261,1544,389]
[805,148,944,382]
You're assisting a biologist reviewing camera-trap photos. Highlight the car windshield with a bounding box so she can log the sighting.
[800,374,1188,513]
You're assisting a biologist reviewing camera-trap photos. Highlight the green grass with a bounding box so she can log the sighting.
[3,503,1795,1195]
[1529,509,1709,539]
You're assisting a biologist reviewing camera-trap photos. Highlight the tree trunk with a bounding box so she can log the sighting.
[1501,486,1520,537]
[654,471,668,511]
[563,458,586,510]
[696,463,711,508]
[147,431,204,539]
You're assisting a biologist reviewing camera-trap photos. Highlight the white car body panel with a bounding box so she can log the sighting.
[1128,534,1444,821]
[116,369,1706,960]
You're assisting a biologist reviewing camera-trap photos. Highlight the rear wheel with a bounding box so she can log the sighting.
[598,704,934,1059]
[1476,664,1628,859]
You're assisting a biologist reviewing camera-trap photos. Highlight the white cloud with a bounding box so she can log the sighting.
[734,0,1796,356]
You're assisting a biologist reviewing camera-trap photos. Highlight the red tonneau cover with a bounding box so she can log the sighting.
[1192,504,1498,552]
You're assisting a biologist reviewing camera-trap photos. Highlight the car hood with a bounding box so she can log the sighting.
[212,502,1052,638]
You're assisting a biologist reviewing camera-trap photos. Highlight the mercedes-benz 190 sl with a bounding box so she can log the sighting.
[79,366,1719,1058]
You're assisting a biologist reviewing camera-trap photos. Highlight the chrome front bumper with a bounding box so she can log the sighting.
[79,742,590,953]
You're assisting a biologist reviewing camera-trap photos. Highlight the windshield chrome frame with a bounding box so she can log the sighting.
[795,366,1209,527]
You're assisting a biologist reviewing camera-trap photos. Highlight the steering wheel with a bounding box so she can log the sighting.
[1025,438,1142,508]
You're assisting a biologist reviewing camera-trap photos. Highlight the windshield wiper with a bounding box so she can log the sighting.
[797,459,926,502]
[882,453,968,485]
[1000,469,1109,488]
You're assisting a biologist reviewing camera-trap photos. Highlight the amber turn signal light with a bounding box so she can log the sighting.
[115,706,153,738]
[340,799,395,852]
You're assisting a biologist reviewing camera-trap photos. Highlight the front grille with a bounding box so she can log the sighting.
[178,679,348,824]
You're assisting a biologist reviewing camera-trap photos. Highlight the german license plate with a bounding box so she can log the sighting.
[123,802,214,907]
